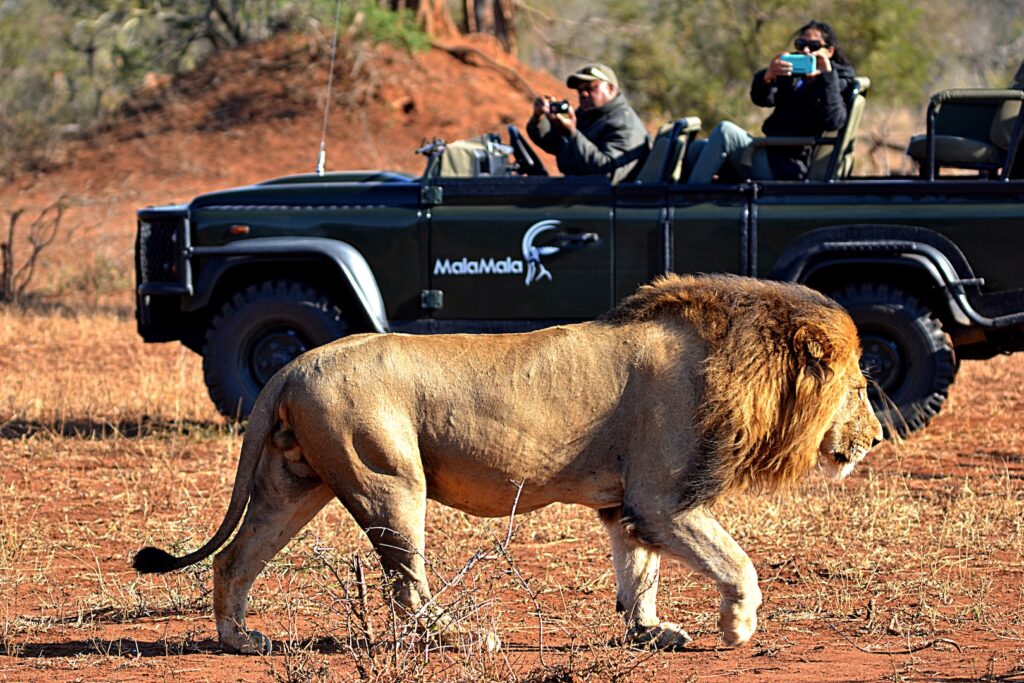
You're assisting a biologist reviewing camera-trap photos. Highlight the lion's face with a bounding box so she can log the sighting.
[818,359,883,480]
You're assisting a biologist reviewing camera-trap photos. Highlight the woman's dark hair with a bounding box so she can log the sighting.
[797,20,850,66]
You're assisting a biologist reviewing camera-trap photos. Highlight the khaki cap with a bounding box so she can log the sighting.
[566,63,619,90]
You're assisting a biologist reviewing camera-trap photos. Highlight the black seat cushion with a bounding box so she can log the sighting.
[907,134,1003,165]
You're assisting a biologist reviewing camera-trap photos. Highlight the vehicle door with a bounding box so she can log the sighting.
[612,183,751,301]
[426,176,614,321]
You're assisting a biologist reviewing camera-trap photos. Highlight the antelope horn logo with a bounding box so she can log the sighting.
[522,219,561,286]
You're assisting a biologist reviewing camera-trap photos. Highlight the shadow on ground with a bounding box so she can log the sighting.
[0,417,225,440]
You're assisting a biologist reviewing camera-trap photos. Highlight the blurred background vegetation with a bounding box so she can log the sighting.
[2,0,1023,177]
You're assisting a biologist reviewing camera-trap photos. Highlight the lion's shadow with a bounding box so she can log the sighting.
[7,635,722,659]
[10,638,222,659]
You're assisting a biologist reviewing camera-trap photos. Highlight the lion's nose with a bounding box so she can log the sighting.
[872,416,884,446]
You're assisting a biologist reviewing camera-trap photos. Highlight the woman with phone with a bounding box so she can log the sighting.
[687,20,856,182]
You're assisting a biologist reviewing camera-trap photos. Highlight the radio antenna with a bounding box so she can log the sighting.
[317,0,343,176]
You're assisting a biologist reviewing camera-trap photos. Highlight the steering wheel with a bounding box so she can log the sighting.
[507,125,548,176]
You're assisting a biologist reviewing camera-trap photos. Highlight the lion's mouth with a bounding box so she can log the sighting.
[831,450,851,465]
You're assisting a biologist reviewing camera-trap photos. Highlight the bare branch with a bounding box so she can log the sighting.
[2,199,67,305]
[826,618,962,655]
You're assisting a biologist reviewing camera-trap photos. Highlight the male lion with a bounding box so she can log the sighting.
[134,273,881,654]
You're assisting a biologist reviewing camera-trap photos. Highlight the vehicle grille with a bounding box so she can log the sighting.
[137,217,183,284]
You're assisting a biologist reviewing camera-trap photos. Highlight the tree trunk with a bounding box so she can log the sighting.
[1,210,21,303]
[394,0,516,51]
[493,0,516,53]
[463,0,477,33]
[461,0,516,52]
[389,0,457,39]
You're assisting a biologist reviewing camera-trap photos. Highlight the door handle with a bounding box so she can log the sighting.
[553,232,601,250]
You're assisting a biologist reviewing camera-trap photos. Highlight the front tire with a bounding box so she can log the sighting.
[202,281,350,419]
[829,283,958,437]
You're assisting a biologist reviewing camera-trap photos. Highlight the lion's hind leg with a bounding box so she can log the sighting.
[311,432,499,651]
[599,508,693,650]
[339,485,499,651]
[213,446,333,654]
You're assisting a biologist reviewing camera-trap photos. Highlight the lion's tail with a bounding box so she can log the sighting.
[132,373,288,574]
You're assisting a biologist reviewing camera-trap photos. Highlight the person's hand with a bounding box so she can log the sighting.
[764,53,792,83]
[810,48,833,76]
[551,105,577,136]
[532,96,552,120]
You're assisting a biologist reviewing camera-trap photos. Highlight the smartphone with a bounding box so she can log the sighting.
[780,53,815,75]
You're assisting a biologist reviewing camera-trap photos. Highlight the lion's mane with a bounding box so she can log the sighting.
[602,273,860,494]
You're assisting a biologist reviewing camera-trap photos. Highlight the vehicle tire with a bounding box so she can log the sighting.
[829,283,958,437]
[202,281,350,419]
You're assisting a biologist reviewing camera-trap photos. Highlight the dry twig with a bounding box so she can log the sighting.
[826,618,962,655]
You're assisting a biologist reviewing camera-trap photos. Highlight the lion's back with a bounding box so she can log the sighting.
[271,324,651,516]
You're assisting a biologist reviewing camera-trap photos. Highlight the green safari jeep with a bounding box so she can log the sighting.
[136,85,1024,435]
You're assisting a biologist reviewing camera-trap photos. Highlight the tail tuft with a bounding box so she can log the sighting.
[133,546,180,574]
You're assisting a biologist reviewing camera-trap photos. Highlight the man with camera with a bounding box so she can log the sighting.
[527,63,649,183]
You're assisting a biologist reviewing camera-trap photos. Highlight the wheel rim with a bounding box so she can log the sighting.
[245,327,311,387]
[859,330,906,398]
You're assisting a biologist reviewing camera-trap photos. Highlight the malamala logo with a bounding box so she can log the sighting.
[433,256,523,276]
[432,219,561,287]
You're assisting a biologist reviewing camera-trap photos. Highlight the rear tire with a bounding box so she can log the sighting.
[202,281,350,419]
[829,283,957,437]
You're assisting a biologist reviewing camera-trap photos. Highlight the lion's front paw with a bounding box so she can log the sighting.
[220,628,273,655]
[624,622,693,650]
[718,602,757,648]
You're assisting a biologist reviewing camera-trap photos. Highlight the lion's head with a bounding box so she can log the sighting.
[816,367,881,480]
[603,273,882,493]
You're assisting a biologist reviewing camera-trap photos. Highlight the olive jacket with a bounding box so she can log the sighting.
[527,94,649,183]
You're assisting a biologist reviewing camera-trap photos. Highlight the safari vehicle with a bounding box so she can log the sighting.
[136,77,1024,435]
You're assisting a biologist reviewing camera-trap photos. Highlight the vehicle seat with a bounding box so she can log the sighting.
[906,67,1024,179]
[740,76,871,181]
[809,76,871,179]
[634,117,702,183]
[436,134,513,177]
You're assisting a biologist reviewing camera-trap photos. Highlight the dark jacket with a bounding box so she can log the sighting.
[527,93,649,183]
[750,62,857,179]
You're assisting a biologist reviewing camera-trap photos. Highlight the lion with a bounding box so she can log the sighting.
[133,273,882,654]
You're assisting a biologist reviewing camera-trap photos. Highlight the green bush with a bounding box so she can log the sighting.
[606,0,932,128]
[335,0,431,53]
[0,0,436,176]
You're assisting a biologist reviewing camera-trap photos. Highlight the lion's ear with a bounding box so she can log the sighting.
[793,324,834,384]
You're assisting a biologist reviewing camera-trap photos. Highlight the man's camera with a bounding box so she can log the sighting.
[550,99,572,115]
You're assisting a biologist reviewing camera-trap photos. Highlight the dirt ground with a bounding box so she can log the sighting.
[0,33,1021,682]
[0,310,1021,683]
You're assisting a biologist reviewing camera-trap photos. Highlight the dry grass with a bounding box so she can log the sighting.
[1,307,1023,682]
